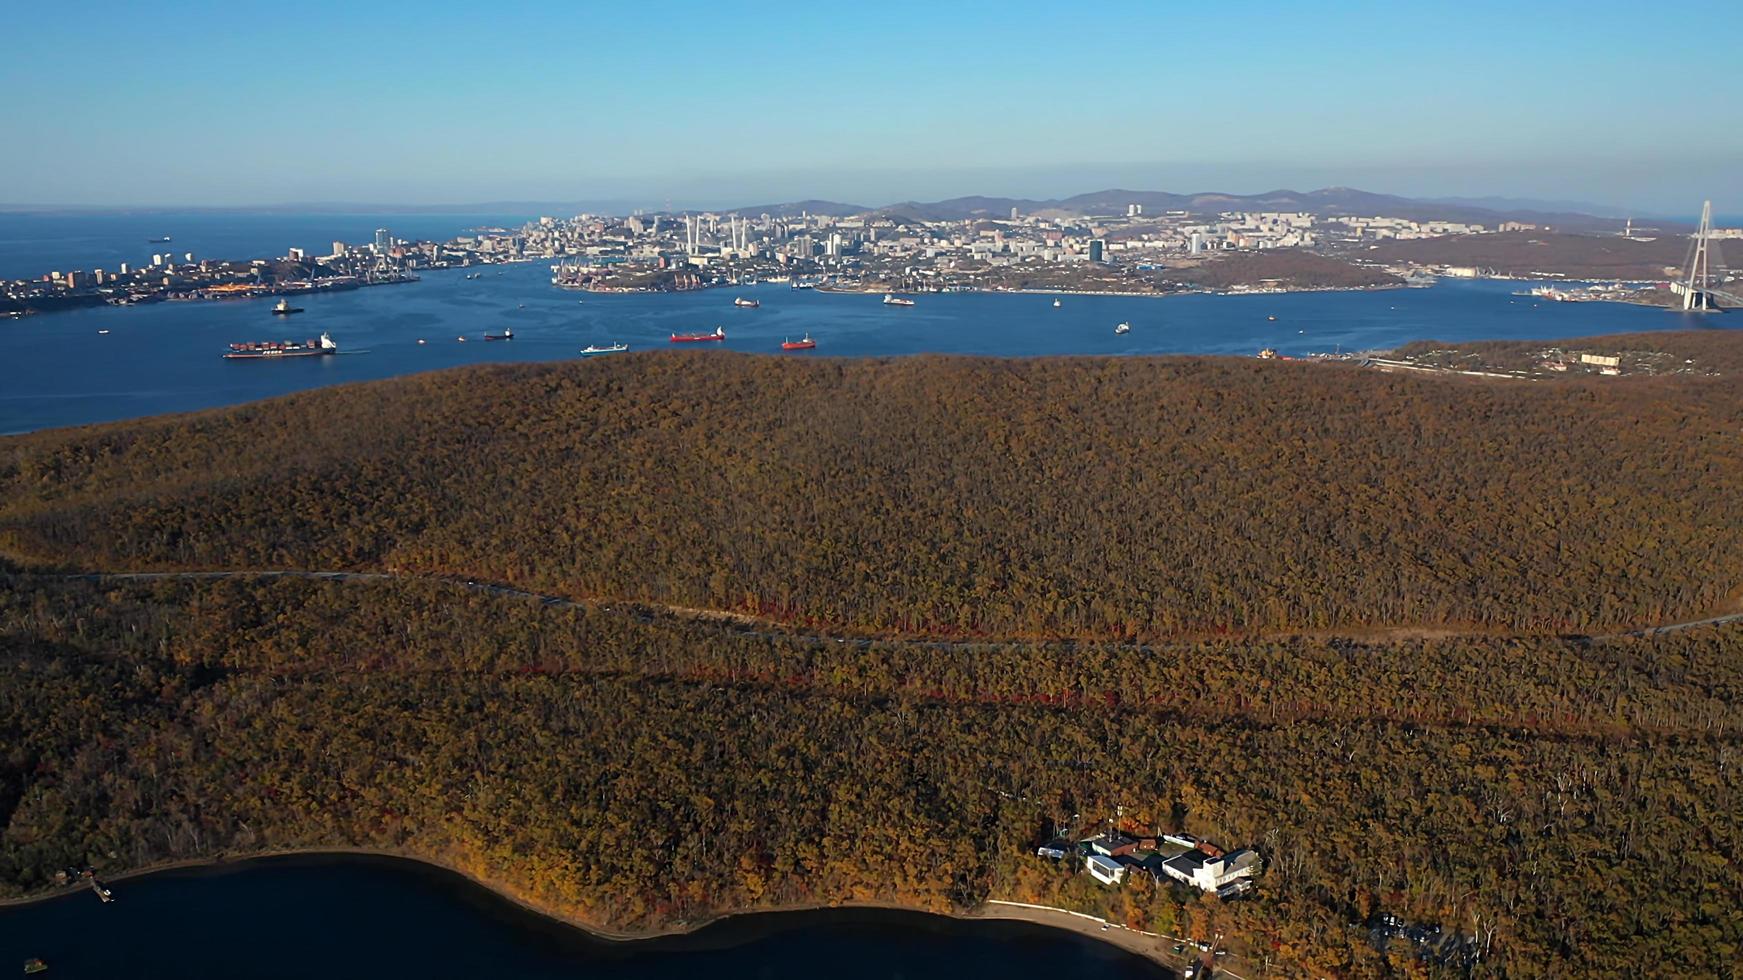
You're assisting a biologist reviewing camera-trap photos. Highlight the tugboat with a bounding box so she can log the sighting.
[483,327,514,341]
[671,326,726,343]
[780,334,817,351]
[1114,322,1131,335]
[271,298,304,316]
[882,294,915,307]
[733,297,760,308]
[24,958,49,974]
[224,332,339,359]
[580,342,629,355]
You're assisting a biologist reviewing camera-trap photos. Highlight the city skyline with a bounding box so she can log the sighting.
[5,0,1741,213]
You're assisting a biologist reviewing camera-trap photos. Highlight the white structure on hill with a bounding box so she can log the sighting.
[1160,848,1260,893]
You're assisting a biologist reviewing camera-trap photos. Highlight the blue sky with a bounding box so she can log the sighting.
[5,0,1740,213]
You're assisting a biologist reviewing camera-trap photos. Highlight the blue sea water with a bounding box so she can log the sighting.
[0,210,1728,434]
[0,263,1723,435]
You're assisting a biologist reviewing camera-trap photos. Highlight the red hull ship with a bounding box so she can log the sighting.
[781,334,816,350]
[671,327,726,343]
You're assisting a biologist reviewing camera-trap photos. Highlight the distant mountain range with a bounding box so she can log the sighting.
[717,187,1626,230]
[2,188,1647,230]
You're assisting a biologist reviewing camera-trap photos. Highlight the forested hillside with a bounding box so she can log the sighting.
[5,344,1743,975]
[4,345,1743,636]
[2,574,1738,976]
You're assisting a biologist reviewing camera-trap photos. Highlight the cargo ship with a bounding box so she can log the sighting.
[148,236,172,243]
[733,297,760,308]
[882,294,915,307]
[224,332,339,359]
[271,298,304,315]
[781,334,816,351]
[580,342,628,355]
[483,327,514,341]
[671,326,726,343]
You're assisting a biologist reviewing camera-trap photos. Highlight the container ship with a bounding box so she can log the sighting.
[882,294,915,307]
[671,326,726,343]
[224,332,339,359]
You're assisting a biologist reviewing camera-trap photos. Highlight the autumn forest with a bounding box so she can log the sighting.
[3,339,1742,976]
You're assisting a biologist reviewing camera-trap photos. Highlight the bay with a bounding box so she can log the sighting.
[0,854,1170,980]
[0,258,1726,435]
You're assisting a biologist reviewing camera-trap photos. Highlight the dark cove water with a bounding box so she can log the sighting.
[0,855,1169,980]
[1,261,1726,434]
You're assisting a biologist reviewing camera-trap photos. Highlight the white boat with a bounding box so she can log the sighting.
[1052,298,1061,308]
[1114,322,1131,335]
[580,343,629,355]
[883,294,916,307]
[98,329,110,335]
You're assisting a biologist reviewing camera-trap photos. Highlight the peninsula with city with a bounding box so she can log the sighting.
[4,186,1732,320]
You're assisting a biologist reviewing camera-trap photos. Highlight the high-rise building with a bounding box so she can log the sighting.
[374,228,392,252]
[119,262,130,275]
[332,241,347,257]
[1088,239,1105,263]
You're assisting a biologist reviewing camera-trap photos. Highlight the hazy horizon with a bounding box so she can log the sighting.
[5,1,1740,215]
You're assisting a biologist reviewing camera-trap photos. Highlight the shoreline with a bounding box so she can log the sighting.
[0,847,1179,972]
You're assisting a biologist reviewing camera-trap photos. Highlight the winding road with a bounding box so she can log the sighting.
[43,568,1743,646]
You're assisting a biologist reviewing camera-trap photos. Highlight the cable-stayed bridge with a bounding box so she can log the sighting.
[1677,200,1737,310]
